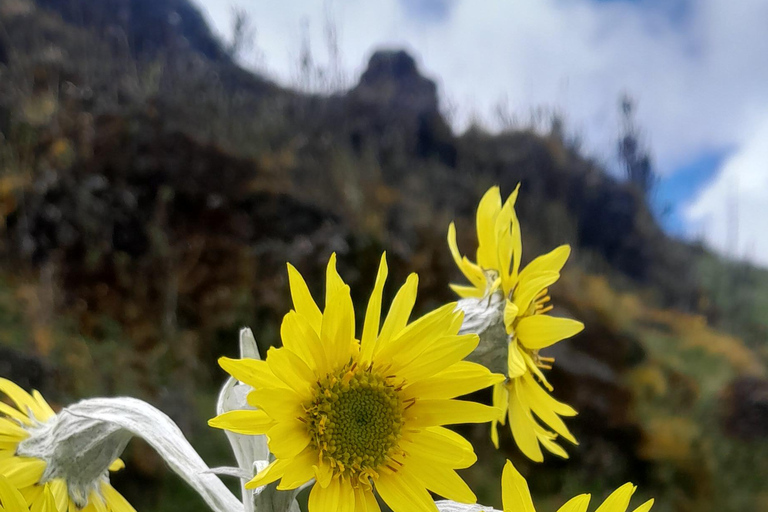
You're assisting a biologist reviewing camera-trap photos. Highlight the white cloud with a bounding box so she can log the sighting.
[192,0,768,262]
[685,114,768,264]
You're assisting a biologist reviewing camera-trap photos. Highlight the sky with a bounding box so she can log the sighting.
[192,0,768,265]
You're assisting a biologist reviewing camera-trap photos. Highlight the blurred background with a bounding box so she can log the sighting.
[1,0,767,510]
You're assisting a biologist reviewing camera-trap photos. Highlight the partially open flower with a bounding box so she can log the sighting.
[210,253,504,512]
[499,460,654,512]
[0,378,132,512]
[1,379,242,512]
[448,186,584,461]
[434,460,655,512]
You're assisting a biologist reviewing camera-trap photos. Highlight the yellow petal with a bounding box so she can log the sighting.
[395,334,479,383]
[246,388,304,421]
[108,458,125,472]
[405,458,476,503]
[218,358,281,390]
[287,263,323,334]
[0,379,47,422]
[0,456,45,488]
[476,186,503,270]
[280,311,327,375]
[518,245,571,286]
[29,485,57,512]
[504,301,519,332]
[245,458,290,489]
[324,253,346,307]
[403,361,504,400]
[208,410,274,435]
[320,286,355,370]
[516,315,584,350]
[276,448,317,490]
[594,483,636,512]
[0,474,28,511]
[449,284,484,298]
[507,341,527,379]
[447,222,486,289]
[510,205,522,280]
[266,420,310,459]
[49,478,68,512]
[493,382,509,425]
[508,382,543,462]
[377,274,418,348]
[266,347,313,398]
[308,477,353,512]
[0,418,29,441]
[407,399,502,427]
[555,494,591,512]
[101,483,137,512]
[354,487,381,512]
[377,303,459,365]
[512,272,560,314]
[501,460,535,512]
[491,420,500,449]
[521,375,577,444]
[376,468,437,512]
[522,372,577,416]
[0,402,30,425]
[361,253,389,363]
[401,427,477,469]
[632,499,655,512]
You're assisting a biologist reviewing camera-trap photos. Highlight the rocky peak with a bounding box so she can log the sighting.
[351,49,439,116]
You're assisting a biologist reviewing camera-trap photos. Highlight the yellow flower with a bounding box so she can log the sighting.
[0,475,56,512]
[501,459,654,512]
[209,253,503,512]
[448,185,584,462]
[0,379,134,512]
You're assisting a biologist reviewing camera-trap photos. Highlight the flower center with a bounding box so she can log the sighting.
[305,365,404,482]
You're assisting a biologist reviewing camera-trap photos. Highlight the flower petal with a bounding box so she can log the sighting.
[376,468,438,512]
[287,263,323,334]
[266,347,314,398]
[401,427,477,469]
[405,458,476,503]
[516,315,584,350]
[266,420,310,459]
[276,447,317,490]
[281,311,327,375]
[501,460,535,512]
[361,253,389,363]
[594,483,636,512]
[555,494,591,512]
[403,361,504,400]
[208,410,274,435]
[407,399,501,427]
[218,358,281,390]
[377,274,419,349]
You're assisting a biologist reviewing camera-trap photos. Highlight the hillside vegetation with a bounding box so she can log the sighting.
[1,1,767,510]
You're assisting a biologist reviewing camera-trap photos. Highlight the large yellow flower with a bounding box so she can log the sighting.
[0,379,134,512]
[448,186,584,462]
[501,459,654,512]
[209,253,503,512]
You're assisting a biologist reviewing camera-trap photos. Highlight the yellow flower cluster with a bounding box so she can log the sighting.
[0,185,653,512]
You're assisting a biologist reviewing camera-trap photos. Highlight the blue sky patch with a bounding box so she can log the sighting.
[653,149,730,236]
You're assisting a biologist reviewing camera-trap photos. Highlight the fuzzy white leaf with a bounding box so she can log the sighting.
[436,500,498,512]
[456,290,510,374]
[65,397,243,512]
[217,328,270,512]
